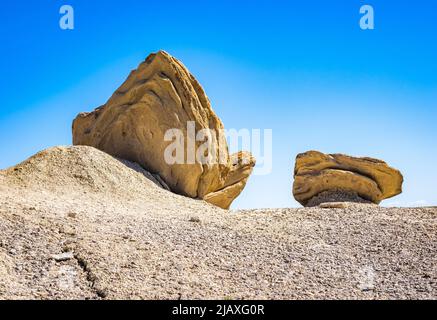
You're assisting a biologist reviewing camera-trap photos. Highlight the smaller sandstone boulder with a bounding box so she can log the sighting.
[293,151,403,207]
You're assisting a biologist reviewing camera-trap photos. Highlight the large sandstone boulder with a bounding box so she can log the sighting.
[73,51,255,209]
[293,151,403,206]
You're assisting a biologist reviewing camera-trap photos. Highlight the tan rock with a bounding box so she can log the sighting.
[72,51,255,209]
[203,152,255,209]
[293,151,403,206]
[319,202,349,209]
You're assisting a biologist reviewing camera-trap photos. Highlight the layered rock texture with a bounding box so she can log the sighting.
[293,151,403,207]
[73,51,255,209]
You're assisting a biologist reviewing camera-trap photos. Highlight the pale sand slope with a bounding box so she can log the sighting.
[0,146,435,300]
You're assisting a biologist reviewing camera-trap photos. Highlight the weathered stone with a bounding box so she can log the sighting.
[51,252,74,262]
[72,51,254,209]
[203,152,255,209]
[319,202,350,209]
[293,151,403,206]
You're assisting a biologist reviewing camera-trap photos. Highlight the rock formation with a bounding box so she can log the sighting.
[293,151,403,206]
[72,51,255,209]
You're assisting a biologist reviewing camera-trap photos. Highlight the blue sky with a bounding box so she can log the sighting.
[0,0,436,208]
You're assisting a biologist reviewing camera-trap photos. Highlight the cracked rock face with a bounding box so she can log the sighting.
[72,51,255,209]
[293,151,403,207]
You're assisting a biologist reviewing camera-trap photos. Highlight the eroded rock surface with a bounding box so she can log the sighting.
[293,151,403,206]
[73,51,254,209]
[203,152,255,209]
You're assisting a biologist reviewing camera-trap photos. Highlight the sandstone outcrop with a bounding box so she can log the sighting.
[72,51,255,209]
[293,151,403,206]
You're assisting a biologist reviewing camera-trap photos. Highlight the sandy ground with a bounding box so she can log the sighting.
[0,146,436,300]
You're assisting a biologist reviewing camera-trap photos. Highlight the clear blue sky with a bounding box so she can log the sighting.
[0,0,436,208]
